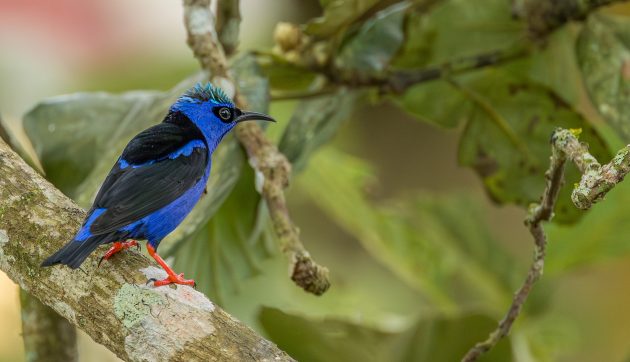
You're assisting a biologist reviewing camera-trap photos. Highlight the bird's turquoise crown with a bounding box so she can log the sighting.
[181,82,233,106]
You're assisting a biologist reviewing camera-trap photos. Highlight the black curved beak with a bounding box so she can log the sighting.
[235,111,276,123]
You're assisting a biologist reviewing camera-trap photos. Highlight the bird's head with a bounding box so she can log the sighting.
[171,82,274,146]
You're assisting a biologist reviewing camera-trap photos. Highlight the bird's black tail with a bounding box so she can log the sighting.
[41,235,109,269]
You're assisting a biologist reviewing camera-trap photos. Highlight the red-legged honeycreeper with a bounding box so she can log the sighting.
[41,83,275,287]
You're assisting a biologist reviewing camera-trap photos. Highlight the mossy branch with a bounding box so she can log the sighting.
[182,0,330,295]
[0,139,293,362]
[462,128,630,361]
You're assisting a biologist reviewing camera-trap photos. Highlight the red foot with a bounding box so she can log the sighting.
[146,244,196,287]
[151,273,196,287]
[98,240,139,267]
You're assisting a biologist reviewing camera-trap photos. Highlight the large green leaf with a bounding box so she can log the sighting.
[0,113,40,170]
[258,59,319,92]
[457,69,610,223]
[393,0,523,66]
[260,307,512,362]
[394,77,471,128]
[525,26,583,106]
[22,74,204,201]
[334,2,409,76]
[298,147,520,315]
[546,180,630,274]
[278,90,359,171]
[305,0,381,37]
[171,167,275,303]
[23,90,166,197]
[577,14,630,141]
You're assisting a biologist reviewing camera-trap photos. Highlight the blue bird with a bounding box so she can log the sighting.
[42,83,274,287]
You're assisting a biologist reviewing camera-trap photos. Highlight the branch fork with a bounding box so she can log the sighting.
[463,128,630,361]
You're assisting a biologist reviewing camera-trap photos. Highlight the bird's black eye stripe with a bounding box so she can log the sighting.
[213,106,234,123]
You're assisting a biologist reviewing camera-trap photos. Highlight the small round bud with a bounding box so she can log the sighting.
[274,22,302,52]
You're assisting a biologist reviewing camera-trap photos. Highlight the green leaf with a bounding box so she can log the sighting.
[0,113,10,144]
[334,2,410,76]
[0,113,41,171]
[260,307,512,362]
[278,90,359,171]
[232,53,270,113]
[298,147,519,314]
[305,0,380,37]
[171,167,274,303]
[457,69,610,223]
[259,60,319,92]
[394,0,523,66]
[22,75,204,201]
[577,14,630,141]
[546,180,630,274]
[394,78,471,128]
[525,26,582,106]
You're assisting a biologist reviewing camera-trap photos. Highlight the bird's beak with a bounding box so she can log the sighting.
[235,111,276,123]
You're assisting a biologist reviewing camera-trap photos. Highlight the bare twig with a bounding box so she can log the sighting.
[462,128,630,361]
[183,0,330,295]
[20,290,78,362]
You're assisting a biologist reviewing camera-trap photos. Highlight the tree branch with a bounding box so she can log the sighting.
[215,0,241,56]
[462,128,630,361]
[0,139,293,362]
[20,290,78,362]
[183,0,330,295]
[331,47,529,94]
[514,0,628,39]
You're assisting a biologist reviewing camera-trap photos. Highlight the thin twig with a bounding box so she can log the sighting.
[182,0,330,295]
[462,128,630,361]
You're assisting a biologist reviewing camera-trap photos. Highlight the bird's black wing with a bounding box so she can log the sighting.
[120,111,205,164]
[89,116,207,235]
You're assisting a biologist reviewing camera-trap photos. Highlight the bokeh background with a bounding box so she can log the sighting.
[1,1,630,361]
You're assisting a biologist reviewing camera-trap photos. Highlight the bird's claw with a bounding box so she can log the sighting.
[98,240,140,268]
[148,273,196,288]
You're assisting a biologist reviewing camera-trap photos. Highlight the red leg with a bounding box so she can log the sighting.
[146,245,195,287]
[98,240,139,267]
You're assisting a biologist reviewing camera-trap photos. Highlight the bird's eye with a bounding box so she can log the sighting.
[219,107,232,121]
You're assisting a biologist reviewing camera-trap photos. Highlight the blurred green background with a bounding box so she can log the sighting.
[2,1,630,361]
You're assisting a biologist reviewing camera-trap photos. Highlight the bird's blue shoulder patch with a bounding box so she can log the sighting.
[167,139,206,159]
[180,82,233,106]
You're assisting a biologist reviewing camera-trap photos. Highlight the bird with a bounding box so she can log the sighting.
[41,82,275,287]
